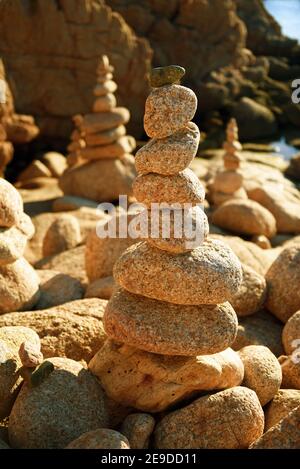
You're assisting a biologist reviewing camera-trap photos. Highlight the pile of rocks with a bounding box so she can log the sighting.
[0,178,40,313]
[59,56,136,203]
[211,118,246,206]
[211,119,277,240]
[89,68,262,441]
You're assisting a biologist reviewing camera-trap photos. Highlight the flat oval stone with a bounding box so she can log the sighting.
[213,170,243,194]
[104,288,238,356]
[85,125,126,147]
[114,239,243,305]
[133,168,205,207]
[144,85,197,138]
[212,199,277,238]
[81,108,130,134]
[135,122,200,175]
[93,93,117,112]
[81,136,136,160]
[137,206,209,253]
[150,65,185,88]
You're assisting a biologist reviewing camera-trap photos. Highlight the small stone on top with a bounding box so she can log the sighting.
[150,65,185,88]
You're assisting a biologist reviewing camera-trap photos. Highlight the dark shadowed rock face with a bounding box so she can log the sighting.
[0,0,152,139]
[236,0,299,57]
[107,0,247,86]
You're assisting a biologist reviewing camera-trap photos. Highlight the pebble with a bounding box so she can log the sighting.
[135,122,200,175]
[81,108,130,134]
[238,345,282,406]
[154,387,264,449]
[66,429,130,449]
[133,168,205,207]
[144,85,197,138]
[150,65,185,88]
[114,239,242,305]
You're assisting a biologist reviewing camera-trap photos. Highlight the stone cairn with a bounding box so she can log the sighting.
[89,66,244,413]
[211,118,247,206]
[59,55,136,202]
[0,179,40,313]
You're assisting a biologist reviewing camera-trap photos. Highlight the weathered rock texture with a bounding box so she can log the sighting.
[0,298,107,363]
[154,387,264,449]
[0,0,152,139]
[8,357,111,449]
[89,69,244,417]
[59,55,136,201]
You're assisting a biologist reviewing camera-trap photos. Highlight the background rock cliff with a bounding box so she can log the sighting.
[0,0,152,140]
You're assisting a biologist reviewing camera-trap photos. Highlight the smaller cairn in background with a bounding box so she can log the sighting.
[211,118,247,206]
[59,55,136,203]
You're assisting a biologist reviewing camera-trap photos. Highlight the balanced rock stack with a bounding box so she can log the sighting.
[211,118,246,206]
[59,55,136,203]
[0,179,40,313]
[89,66,246,414]
[211,119,277,239]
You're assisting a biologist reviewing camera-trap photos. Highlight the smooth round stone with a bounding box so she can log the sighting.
[0,225,29,265]
[0,179,23,228]
[154,387,264,449]
[114,239,243,305]
[59,155,135,202]
[212,199,277,238]
[133,168,205,207]
[81,108,130,134]
[144,85,197,139]
[137,206,209,253]
[81,136,136,160]
[104,288,238,356]
[93,80,117,96]
[135,122,200,175]
[85,125,126,147]
[93,93,117,112]
[66,429,130,449]
[0,258,40,314]
[150,65,185,88]
[213,170,243,194]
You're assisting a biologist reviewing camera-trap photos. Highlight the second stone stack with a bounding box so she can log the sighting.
[89,66,244,412]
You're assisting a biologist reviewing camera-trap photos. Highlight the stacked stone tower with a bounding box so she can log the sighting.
[211,118,247,206]
[0,179,40,313]
[59,55,136,202]
[89,66,244,413]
